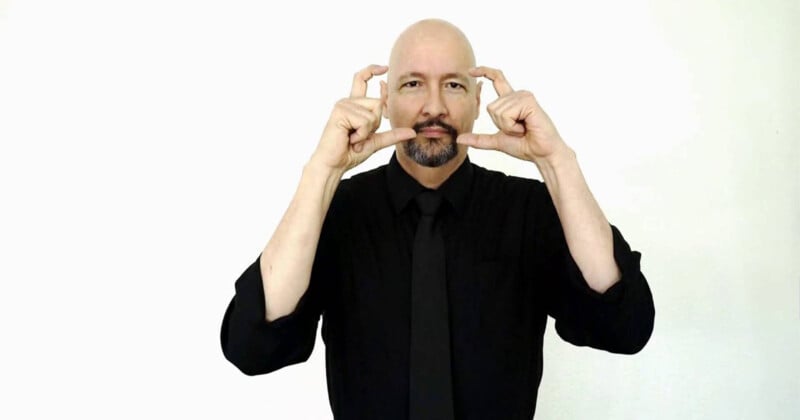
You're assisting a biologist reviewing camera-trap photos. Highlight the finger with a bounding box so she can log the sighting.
[485,98,503,131]
[344,98,384,142]
[348,97,383,119]
[487,107,502,133]
[349,120,379,145]
[456,132,503,151]
[486,96,518,132]
[487,93,515,115]
[350,126,371,144]
[337,98,383,131]
[350,64,388,98]
[508,122,526,135]
[469,66,514,97]
[487,94,529,136]
[458,132,526,161]
[494,98,526,135]
[336,100,381,143]
[362,128,417,154]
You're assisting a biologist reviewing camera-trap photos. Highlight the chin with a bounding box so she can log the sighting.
[404,137,458,168]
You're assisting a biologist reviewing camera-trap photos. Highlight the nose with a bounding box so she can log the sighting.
[422,88,447,118]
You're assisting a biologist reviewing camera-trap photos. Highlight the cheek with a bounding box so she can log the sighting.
[446,98,477,126]
[387,97,421,122]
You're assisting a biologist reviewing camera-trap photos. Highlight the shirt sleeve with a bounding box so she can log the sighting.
[219,187,344,375]
[529,182,655,354]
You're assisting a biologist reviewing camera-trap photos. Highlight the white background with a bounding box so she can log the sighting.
[1,0,798,418]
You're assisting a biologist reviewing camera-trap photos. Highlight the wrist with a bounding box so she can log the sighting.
[532,142,576,172]
[306,154,346,181]
[298,157,345,212]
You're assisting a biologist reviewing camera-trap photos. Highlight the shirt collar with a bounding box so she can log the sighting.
[386,151,474,216]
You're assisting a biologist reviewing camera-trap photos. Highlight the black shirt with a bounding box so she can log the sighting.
[220,152,655,420]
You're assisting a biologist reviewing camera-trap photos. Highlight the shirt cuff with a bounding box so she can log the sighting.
[564,224,640,304]
[233,254,317,330]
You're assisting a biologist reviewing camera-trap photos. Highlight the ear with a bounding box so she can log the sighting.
[380,80,389,119]
[474,81,483,120]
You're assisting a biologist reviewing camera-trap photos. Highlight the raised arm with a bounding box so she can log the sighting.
[457,66,619,292]
[220,65,416,375]
[264,64,417,320]
[458,66,654,353]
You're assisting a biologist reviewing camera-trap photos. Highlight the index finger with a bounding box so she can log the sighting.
[469,66,514,97]
[350,64,388,98]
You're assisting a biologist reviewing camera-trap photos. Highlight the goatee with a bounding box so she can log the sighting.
[406,119,459,167]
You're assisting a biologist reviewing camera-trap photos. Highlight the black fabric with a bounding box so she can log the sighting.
[409,190,454,420]
[220,151,656,420]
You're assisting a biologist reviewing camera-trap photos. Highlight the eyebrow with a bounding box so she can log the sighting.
[398,72,470,84]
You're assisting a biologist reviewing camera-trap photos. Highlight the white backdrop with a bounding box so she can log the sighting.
[1,0,798,418]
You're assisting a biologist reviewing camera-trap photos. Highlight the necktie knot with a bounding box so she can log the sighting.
[415,190,443,217]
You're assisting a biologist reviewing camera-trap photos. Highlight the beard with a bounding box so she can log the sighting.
[404,119,459,167]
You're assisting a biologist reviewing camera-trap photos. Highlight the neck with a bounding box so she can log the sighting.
[394,146,468,189]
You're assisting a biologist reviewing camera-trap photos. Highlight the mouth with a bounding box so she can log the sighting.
[419,126,450,138]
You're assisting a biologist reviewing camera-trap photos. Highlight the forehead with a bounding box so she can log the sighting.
[390,41,472,80]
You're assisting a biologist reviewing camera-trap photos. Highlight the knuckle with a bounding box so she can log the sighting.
[349,113,364,125]
[351,97,368,108]
[359,97,378,108]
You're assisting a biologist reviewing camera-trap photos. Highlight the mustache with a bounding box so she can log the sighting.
[412,119,459,138]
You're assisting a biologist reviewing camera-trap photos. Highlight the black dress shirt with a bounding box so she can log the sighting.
[220,152,655,420]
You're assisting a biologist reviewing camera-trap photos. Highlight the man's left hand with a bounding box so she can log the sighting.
[457,66,570,163]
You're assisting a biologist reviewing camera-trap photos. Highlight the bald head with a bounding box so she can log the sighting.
[380,19,482,170]
[387,19,476,87]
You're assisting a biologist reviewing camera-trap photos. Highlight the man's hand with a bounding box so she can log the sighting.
[311,64,417,172]
[456,66,569,163]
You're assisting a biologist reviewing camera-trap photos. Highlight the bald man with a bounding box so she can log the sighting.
[221,19,655,420]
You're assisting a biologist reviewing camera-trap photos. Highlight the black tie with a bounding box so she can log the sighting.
[409,190,455,420]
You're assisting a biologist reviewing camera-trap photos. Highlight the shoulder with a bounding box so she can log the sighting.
[339,164,386,195]
[342,164,386,189]
[329,163,389,211]
[470,161,548,201]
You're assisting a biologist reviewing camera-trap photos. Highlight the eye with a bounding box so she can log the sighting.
[446,82,465,90]
[402,81,421,88]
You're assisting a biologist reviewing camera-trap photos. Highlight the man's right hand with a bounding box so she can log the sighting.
[310,64,417,173]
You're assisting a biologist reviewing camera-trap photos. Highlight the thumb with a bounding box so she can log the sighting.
[364,127,417,154]
[456,132,503,151]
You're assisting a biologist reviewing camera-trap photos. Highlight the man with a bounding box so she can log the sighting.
[220,18,655,420]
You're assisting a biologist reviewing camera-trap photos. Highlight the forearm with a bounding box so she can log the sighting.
[534,144,620,293]
[260,159,344,321]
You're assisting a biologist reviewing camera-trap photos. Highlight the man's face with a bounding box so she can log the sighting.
[382,33,481,167]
